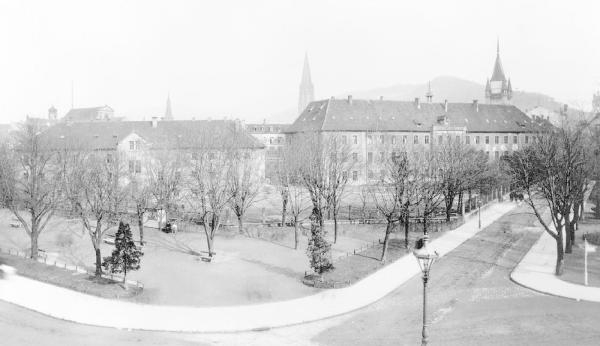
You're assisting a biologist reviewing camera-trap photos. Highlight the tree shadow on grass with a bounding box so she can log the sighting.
[147,234,202,256]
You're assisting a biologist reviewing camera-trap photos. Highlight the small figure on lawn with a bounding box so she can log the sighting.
[102,221,143,286]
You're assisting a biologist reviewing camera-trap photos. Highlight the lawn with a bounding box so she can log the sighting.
[0,185,472,306]
[561,208,600,287]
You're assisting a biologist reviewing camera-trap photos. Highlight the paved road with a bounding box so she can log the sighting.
[314,205,600,346]
[2,204,600,345]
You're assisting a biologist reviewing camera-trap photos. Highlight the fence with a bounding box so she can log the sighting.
[0,247,144,289]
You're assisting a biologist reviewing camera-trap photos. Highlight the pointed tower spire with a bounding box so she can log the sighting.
[425,81,433,103]
[298,52,315,114]
[164,93,173,120]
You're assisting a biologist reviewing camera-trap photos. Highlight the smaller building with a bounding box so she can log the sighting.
[63,105,116,122]
[245,122,289,182]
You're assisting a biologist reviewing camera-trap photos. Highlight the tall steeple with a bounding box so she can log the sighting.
[425,81,433,103]
[164,93,173,120]
[298,52,315,114]
[485,38,512,104]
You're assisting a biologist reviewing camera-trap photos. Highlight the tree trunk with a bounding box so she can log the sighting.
[30,230,39,259]
[555,234,564,276]
[333,211,338,244]
[205,232,214,258]
[458,192,463,215]
[381,221,394,262]
[237,214,244,235]
[293,219,299,250]
[95,247,102,277]
[565,221,573,254]
[281,197,288,226]
[404,216,410,249]
[137,206,144,245]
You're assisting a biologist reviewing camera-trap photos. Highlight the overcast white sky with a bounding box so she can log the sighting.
[0,0,598,123]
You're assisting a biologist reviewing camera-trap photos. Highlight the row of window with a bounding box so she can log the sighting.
[339,134,531,146]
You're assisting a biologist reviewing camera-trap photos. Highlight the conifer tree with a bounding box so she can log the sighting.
[102,221,143,283]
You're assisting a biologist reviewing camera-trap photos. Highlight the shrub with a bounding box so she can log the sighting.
[585,232,600,246]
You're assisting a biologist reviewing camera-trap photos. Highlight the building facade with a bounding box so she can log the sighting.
[245,122,288,182]
[43,119,266,182]
[286,97,550,185]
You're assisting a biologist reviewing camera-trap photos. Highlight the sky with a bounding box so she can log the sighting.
[0,0,598,123]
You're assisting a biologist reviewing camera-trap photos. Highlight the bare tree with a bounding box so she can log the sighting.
[189,149,232,258]
[63,150,128,276]
[0,123,62,258]
[323,135,353,244]
[228,150,260,234]
[370,152,409,262]
[147,149,185,232]
[274,156,290,226]
[503,128,590,275]
[127,175,152,245]
[288,183,311,250]
[415,151,445,236]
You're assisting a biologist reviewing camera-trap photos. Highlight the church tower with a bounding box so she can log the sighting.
[298,53,315,114]
[164,94,173,120]
[485,39,512,104]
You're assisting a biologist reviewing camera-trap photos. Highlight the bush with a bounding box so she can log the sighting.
[585,232,600,246]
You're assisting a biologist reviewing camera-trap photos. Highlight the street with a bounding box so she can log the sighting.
[2,204,600,345]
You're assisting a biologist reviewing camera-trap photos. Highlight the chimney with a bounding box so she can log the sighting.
[563,104,568,114]
[444,99,448,112]
[379,96,384,101]
[414,97,421,109]
[473,99,479,112]
[151,116,159,128]
[348,95,353,105]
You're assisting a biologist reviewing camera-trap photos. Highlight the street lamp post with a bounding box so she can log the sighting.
[478,197,481,230]
[413,234,439,346]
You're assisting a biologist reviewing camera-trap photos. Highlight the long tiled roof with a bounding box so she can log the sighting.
[286,99,551,134]
[41,120,264,151]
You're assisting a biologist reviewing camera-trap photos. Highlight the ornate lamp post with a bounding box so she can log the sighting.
[413,234,439,346]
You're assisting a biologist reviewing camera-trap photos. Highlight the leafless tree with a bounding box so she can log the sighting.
[127,175,152,245]
[189,149,232,258]
[0,123,62,258]
[62,150,128,276]
[370,152,409,262]
[146,149,185,232]
[228,150,260,234]
[503,127,590,275]
[323,135,353,244]
[414,151,445,236]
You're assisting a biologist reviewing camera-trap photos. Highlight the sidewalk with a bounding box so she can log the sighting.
[0,202,516,333]
[511,224,600,303]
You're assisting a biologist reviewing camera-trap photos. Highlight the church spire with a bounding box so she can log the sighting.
[298,52,315,114]
[486,38,512,104]
[425,81,433,103]
[164,93,173,120]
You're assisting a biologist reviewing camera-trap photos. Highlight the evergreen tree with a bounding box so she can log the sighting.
[102,221,143,283]
[306,208,334,274]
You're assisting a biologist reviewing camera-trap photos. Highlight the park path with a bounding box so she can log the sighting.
[0,201,516,333]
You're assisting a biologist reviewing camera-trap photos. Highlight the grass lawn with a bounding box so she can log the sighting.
[0,252,141,299]
[0,186,471,306]
[562,208,600,287]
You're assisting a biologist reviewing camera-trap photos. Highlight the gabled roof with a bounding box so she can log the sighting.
[63,106,114,122]
[286,98,552,134]
[41,120,265,151]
